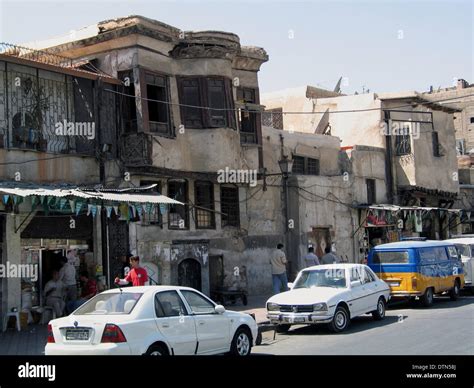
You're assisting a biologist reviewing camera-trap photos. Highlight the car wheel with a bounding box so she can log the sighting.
[145,343,169,356]
[420,287,434,307]
[276,324,291,333]
[449,280,460,301]
[372,297,386,321]
[230,327,252,356]
[328,306,350,333]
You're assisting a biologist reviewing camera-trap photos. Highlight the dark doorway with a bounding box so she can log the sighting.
[41,249,64,304]
[178,258,202,291]
[209,255,224,293]
[107,218,129,287]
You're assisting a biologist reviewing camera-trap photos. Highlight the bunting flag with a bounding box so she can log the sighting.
[159,203,166,215]
[113,205,119,216]
[40,196,46,204]
[87,204,93,216]
[135,204,143,218]
[91,204,98,218]
[47,196,55,206]
[467,211,472,220]
[69,200,75,212]
[75,201,83,216]
[31,196,39,209]
[3,195,9,205]
[59,198,67,210]
[145,203,153,214]
[106,206,113,218]
[130,205,136,219]
[96,205,101,217]
[119,203,128,218]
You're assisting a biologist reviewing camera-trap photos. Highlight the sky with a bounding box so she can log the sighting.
[0,0,472,95]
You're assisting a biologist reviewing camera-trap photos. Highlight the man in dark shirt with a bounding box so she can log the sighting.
[66,271,97,313]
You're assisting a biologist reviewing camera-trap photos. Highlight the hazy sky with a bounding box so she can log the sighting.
[0,0,472,94]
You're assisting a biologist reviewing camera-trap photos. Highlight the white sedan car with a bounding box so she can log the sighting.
[267,264,390,333]
[45,286,257,356]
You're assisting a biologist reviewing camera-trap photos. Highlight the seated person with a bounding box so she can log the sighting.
[44,270,66,317]
[66,271,97,314]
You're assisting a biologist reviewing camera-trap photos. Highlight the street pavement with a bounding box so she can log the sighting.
[253,295,474,355]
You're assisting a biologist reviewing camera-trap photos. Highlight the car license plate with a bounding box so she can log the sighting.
[285,317,305,323]
[388,282,400,287]
[65,329,90,341]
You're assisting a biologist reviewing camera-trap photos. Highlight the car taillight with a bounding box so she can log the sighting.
[412,277,418,289]
[47,324,55,343]
[101,324,127,343]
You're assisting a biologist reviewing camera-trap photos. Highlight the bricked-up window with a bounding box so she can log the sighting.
[118,71,137,133]
[221,186,240,227]
[237,88,258,144]
[145,72,171,135]
[194,181,215,229]
[366,179,376,204]
[262,108,283,130]
[292,155,320,175]
[168,180,189,229]
[177,77,235,129]
[140,181,162,226]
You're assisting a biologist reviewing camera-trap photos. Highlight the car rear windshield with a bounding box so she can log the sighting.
[372,251,409,264]
[294,269,347,289]
[74,293,143,315]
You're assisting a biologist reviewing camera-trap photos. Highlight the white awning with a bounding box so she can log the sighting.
[0,186,183,205]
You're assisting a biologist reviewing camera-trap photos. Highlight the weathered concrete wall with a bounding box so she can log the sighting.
[0,150,100,184]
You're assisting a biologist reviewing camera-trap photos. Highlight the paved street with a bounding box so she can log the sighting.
[254,295,474,355]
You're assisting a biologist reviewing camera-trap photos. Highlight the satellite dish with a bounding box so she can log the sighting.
[333,77,342,93]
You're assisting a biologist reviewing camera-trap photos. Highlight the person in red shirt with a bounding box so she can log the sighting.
[114,256,148,287]
[66,271,98,313]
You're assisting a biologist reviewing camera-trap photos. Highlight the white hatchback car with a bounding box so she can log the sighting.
[266,264,390,333]
[45,286,257,356]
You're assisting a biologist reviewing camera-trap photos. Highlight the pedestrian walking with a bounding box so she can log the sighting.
[321,246,341,264]
[303,246,320,268]
[58,256,77,303]
[270,243,289,294]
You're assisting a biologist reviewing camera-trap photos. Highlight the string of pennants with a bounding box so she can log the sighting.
[1,194,169,222]
[366,207,472,220]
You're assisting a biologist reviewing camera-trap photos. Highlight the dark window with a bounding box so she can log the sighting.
[292,156,305,174]
[145,72,171,135]
[366,179,376,204]
[470,117,474,124]
[373,251,409,264]
[177,77,235,129]
[168,180,189,229]
[155,291,188,318]
[292,155,320,175]
[220,186,240,227]
[262,108,283,130]
[140,181,162,226]
[180,290,216,315]
[432,131,441,157]
[118,71,137,133]
[194,181,215,229]
[237,88,258,144]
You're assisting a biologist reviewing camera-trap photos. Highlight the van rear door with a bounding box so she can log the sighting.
[370,250,411,292]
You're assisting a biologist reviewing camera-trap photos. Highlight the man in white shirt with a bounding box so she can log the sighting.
[44,270,66,317]
[59,256,77,303]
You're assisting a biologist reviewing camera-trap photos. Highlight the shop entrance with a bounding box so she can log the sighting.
[40,249,64,301]
[178,258,202,291]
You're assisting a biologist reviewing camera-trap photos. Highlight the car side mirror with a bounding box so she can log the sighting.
[287,282,294,290]
[351,280,362,288]
[215,305,225,314]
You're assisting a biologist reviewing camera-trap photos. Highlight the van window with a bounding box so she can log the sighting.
[455,244,470,257]
[372,251,409,264]
[419,247,448,263]
[447,246,460,260]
